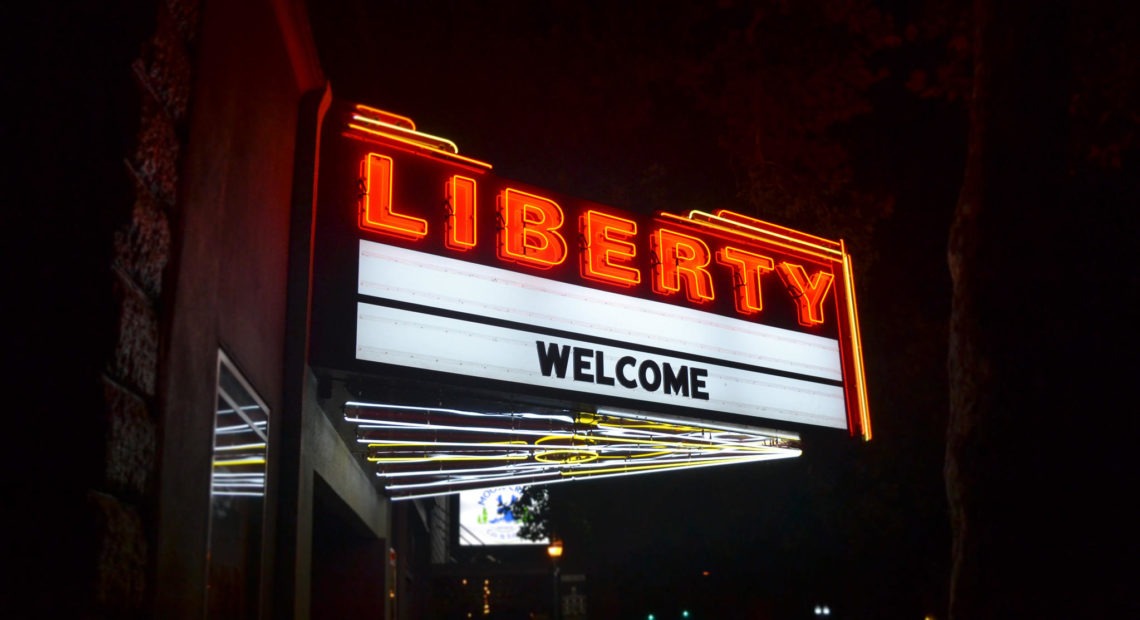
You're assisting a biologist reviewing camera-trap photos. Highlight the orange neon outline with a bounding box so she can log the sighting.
[716,246,776,315]
[354,103,416,130]
[652,227,715,303]
[840,242,872,440]
[668,210,870,439]
[350,114,459,153]
[698,211,842,259]
[657,212,840,266]
[359,153,429,240]
[445,175,478,251]
[775,262,835,327]
[346,123,493,170]
[496,188,568,269]
[579,209,641,288]
[712,209,842,251]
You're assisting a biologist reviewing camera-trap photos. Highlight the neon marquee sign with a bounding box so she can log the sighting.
[357,141,838,331]
[311,103,870,441]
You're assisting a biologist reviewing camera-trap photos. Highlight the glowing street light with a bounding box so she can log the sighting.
[547,539,564,559]
[548,539,563,620]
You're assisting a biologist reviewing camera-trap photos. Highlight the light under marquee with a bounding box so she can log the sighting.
[345,401,801,500]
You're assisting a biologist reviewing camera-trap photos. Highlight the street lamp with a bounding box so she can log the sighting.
[547,539,563,620]
[547,539,563,560]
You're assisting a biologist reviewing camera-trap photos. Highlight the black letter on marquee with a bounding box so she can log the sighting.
[690,367,710,400]
[616,356,638,388]
[536,341,571,378]
[595,350,615,386]
[573,347,594,382]
[638,360,662,392]
[663,364,690,397]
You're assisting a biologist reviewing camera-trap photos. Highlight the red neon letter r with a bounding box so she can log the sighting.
[652,228,714,303]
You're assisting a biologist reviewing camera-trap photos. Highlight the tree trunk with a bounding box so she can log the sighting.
[947,1,1138,617]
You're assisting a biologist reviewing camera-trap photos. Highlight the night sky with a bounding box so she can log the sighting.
[310,1,966,617]
[7,1,1136,617]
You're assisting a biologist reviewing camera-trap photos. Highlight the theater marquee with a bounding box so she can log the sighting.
[310,102,870,466]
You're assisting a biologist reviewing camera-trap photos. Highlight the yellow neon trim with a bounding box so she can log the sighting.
[657,213,840,264]
[591,417,695,431]
[534,449,600,464]
[346,124,493,170]
[213,442,268,452]
[538,433,770,454]
[684,210,844,259]
[683,211,844,260]
[366,440,529,449]
[351,113,460,153]
[213,457,267,467]
[711,209,843,250]
[367,453,530,463]
[560,456,779,477]
[354,104,416,130]
[534,432,747,453]
[841,242,872,440]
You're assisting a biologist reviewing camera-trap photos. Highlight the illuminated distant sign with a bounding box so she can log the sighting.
[457,485,544,546]
[311,102,870,439]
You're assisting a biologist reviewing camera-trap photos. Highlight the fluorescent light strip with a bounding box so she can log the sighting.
[213,442,268,452]
[364,442,784,458]
[349,421,577,440]
[346,401,576,424]
[592,407,799,439]
[360,435,787,456]
[362,438,782,457]
[345,400,801,498]
[213,457,267,467]
[213,482,266,490]
[375,453,785,481]
[359,432,777,449]
[217,389,269,443]
[389,451,800,501]
[211,491,266,498]
[348,405,793,439]
[377,462,556,479]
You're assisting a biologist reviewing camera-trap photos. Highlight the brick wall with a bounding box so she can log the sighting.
[90,1,200,615]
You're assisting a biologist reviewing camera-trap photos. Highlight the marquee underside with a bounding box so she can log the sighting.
[343,401,802,500]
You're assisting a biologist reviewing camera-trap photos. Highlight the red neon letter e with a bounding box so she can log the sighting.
[359,153,428,240]
[580,210,640,287]
[652,228,714,303]
[776,262,834,326]
[497,188,567,269]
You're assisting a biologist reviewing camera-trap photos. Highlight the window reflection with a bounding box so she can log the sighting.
[208,351,269,618]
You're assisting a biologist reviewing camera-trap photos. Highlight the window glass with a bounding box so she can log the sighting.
[207,351,269,618]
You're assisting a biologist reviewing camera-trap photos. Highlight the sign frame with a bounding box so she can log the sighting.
[309,100,870,440]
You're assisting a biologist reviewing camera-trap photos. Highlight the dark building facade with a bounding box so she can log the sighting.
[13,2,556,618]
[13,2,872,618]
[15,1,397,617]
